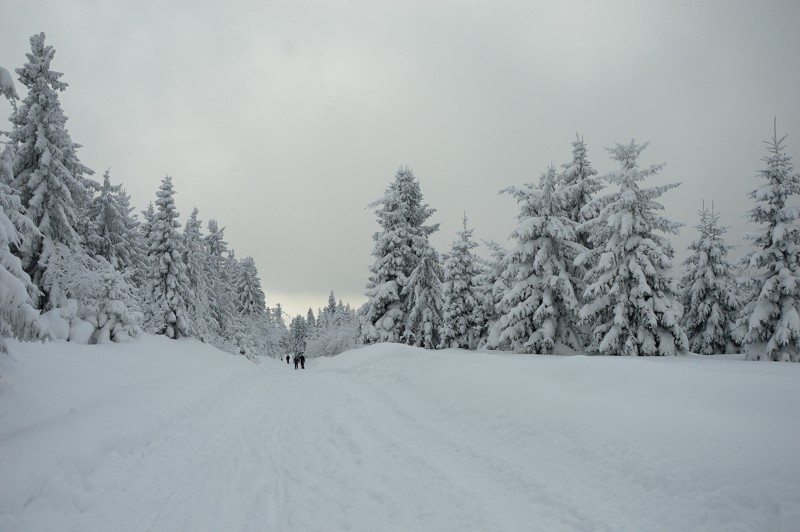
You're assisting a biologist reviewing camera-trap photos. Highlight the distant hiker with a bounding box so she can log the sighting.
[300,355,305,369]
[286,355,290,364]
[293,355,299,370]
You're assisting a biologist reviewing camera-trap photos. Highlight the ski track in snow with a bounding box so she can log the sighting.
[1,338,799,531]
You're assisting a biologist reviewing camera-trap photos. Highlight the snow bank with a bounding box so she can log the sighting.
[1,339,798,531]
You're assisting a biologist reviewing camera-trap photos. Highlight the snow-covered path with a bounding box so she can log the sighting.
[1,337,799,531]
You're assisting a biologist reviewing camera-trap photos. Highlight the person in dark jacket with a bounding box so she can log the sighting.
[300,355,305,369]
[293,355,299,370]
[285,355,290,364]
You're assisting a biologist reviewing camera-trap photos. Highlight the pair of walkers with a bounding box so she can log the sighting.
[285,354,305,370]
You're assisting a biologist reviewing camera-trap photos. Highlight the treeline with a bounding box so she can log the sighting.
[0,33,289,358]
[360,129,800,362]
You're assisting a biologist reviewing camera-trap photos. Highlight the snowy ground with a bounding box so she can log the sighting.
[1,337,798,532]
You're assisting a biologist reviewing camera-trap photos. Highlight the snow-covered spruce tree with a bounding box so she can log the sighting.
[579,140,687,356]
[235,256,266,316]
[474,240,506,348]
[204,219,237,342]
[86,170,142,271]
[362,166,439,344]
[735,126,800,361]
[10,33,94,303]
[0,146,49,353]
[232,256,273,359]
[440,216,483,349]
[680,207,739,354]
[402,244,443,349]
[489,166,584,354]
[143,176,191,339]
[560,135,603,251]
[287,314,309,355]
[181,207,215,341]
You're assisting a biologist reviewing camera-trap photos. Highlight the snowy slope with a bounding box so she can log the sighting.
[1,338,798,532]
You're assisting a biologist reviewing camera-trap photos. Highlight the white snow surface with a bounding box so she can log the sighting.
[1,337,798,532]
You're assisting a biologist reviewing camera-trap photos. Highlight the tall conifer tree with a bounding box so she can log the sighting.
[736,125,800,361]
[9,33,94,305]
[579,140,687,356]
[143,176,191,339]
[362,166,438,343]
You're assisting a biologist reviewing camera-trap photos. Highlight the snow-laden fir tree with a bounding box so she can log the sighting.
[232,255,274,359]
[579,140,687,356]
[440,215,483,349]
[85,170,142,271]
[306,307,316,330]
[287,314,309,355]
[680,206,739,354]
[182,207,215,341]
[474,240,505,348]
[402,244,443,349]
[735,125,800,362]
[0,145,48,353]
[205,219,237,340]
[318,290,338,329]
[362,166,439,344]
[488,166,584,354]
[235,256,266,316]
[10,33,94,303]
[140,202,155,243]
[560,135,603,251]
[143,176,191,339]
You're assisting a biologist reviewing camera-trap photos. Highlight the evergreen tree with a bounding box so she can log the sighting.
[440,216,483,349]
[86,170,140,271]
[306,307,316,330]
[0,146,48,353]
[287,314,309,354]
[143,176,191,339]
[235,256,266,316]
[736,125,800,361]
[403,244,443,349]
[680,206,739,354]
[9,33,94,303]
[560,135,603,250]
[489,166,584,354]
[182,207,214,340]
[140,202,155,243]
[474,240,505,348]
[579,140,687,356]
[362,166,438,344]
[204,219,237,339]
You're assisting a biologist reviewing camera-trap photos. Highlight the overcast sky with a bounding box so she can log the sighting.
[1,0,799,318]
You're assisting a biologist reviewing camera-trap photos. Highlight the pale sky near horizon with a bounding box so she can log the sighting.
[1,0,799,319]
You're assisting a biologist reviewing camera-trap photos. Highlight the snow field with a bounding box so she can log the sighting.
[1,338,799,531]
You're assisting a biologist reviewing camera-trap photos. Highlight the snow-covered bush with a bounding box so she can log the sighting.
[43,245,142,344]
